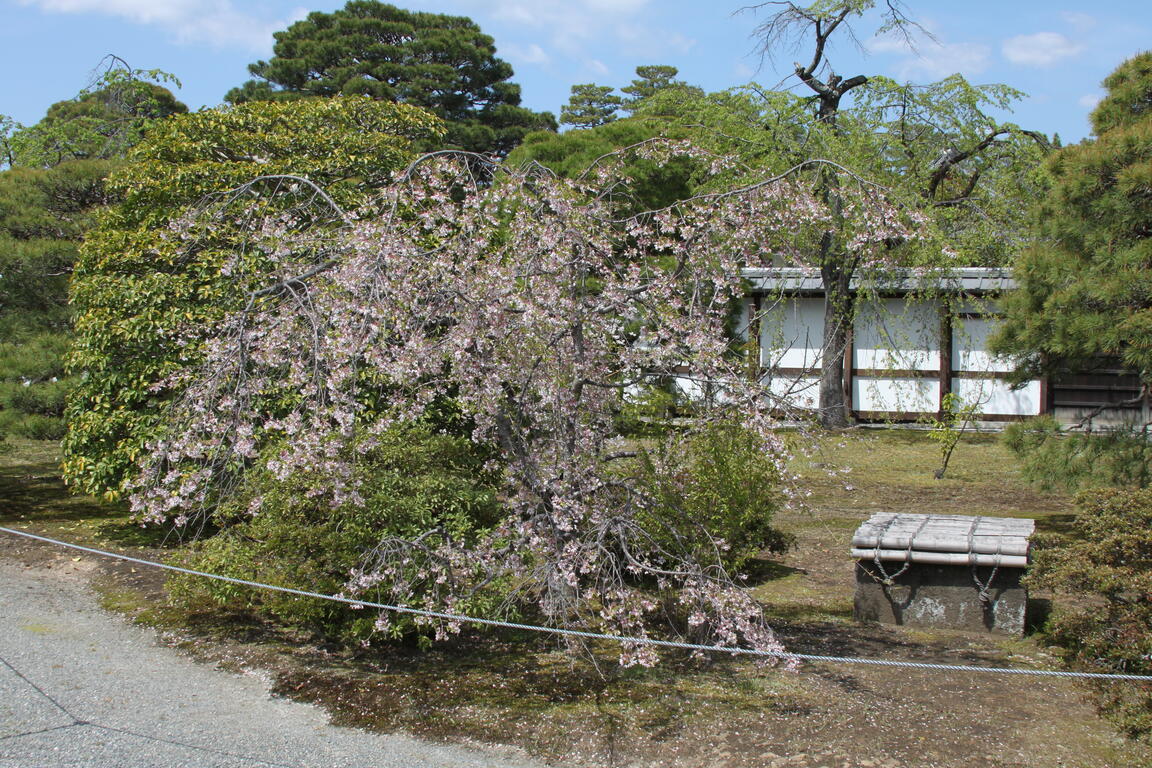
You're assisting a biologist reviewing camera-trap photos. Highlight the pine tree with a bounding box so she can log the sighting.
[994,52,1152,386]
[225,1,555,156]
[559,84,621,128]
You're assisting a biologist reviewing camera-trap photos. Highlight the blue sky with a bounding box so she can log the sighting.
[2,0,1150,143]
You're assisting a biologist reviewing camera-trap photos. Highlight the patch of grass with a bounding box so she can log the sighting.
[791,429,1070,519]
[0,438,113,526]
[0,438,184,551]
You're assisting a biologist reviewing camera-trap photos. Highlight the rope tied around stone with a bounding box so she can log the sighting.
[865,514,931,587]
[967,516,1001,603]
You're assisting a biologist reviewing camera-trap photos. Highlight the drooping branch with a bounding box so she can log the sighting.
[925,126,1050,205]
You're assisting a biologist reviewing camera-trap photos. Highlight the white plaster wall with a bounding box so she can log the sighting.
[763,375,821,410]
[953,315,1014,374]
[952,378,1042,417]
[854,298,940,372]
[760,297,825,370]
[673,376,705,402]
[853,376,939,413]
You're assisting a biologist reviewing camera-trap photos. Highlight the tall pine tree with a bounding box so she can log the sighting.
[994,52,1152,386]
[225,1,555,156]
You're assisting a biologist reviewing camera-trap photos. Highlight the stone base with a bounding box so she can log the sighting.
[853,561,1027,634]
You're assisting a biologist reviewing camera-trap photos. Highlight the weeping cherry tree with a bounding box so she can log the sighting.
[124,142,920,664]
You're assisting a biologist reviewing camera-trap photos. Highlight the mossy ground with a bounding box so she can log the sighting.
[1,432,1148,767]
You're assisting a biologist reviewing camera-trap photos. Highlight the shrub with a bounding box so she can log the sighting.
[169,425,504,644]
[1028,487,1152,740]
[0,332,70,441]
[0,378,68,416]
[1003,416,1152,491]
[630,419,793,575]
[0,412,66,440]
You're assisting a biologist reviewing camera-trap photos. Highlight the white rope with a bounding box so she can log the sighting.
[3,525,1151,682]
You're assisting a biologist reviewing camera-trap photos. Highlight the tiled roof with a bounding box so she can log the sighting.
[742,267,1016,294]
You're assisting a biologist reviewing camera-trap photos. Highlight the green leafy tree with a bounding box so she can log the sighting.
[0,161,113,326]
[11,60,186,169]
[0,162,114,439]
[620,65,703,115]
[225,0,555,156]
[732,1,1049,427]
[923,391,980,479]
[63,96,444,499]
[508,119,697,213]
[993,52,1152,390]
[560,84,621,128]
[1003,416,1152,492]
[0,63,184,441]
[622,65,680,105]
[0,115,21,169]
[1028,487,1152,740]
[849,75,1050,265]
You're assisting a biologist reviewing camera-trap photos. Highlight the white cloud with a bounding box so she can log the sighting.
[1002,32,1084,68]
[868,30,990,79]
[456,0,690,62]
[615,23,696,56]
[1060,11,1096,34]
[505,43,551,66]
[584,0,649,11]
[587,59,610,76]
[17,0,302,51]
[662,31,696,55]
[1079,93,1102,109]
[867,32,915,56]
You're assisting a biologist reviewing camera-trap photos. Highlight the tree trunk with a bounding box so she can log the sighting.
[815,161,855,430]
[819,263,854,429]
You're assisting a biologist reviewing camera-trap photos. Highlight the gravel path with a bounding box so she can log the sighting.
[0,558,543,768]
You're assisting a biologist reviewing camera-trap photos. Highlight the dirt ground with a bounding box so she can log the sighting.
[2,433,1150,768]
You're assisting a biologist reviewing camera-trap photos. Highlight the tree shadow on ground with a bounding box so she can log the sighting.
[0,454,107,522]
[1035,513,1077,536]
[740,558,806,587]
[0,442,177,549]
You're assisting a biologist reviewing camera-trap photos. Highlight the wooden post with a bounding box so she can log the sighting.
[939,303,953,417]
[748,294,763,381]
[843,323,855,416]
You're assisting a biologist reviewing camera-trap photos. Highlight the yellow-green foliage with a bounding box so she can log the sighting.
[631,420,793,574]
[64,97,444,499]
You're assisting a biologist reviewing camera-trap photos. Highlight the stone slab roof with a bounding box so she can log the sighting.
[851,512,1034,567]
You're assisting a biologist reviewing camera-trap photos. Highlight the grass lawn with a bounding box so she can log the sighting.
[1,431,1147,768]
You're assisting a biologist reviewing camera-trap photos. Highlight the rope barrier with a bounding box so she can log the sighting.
[3,524,1151,683]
